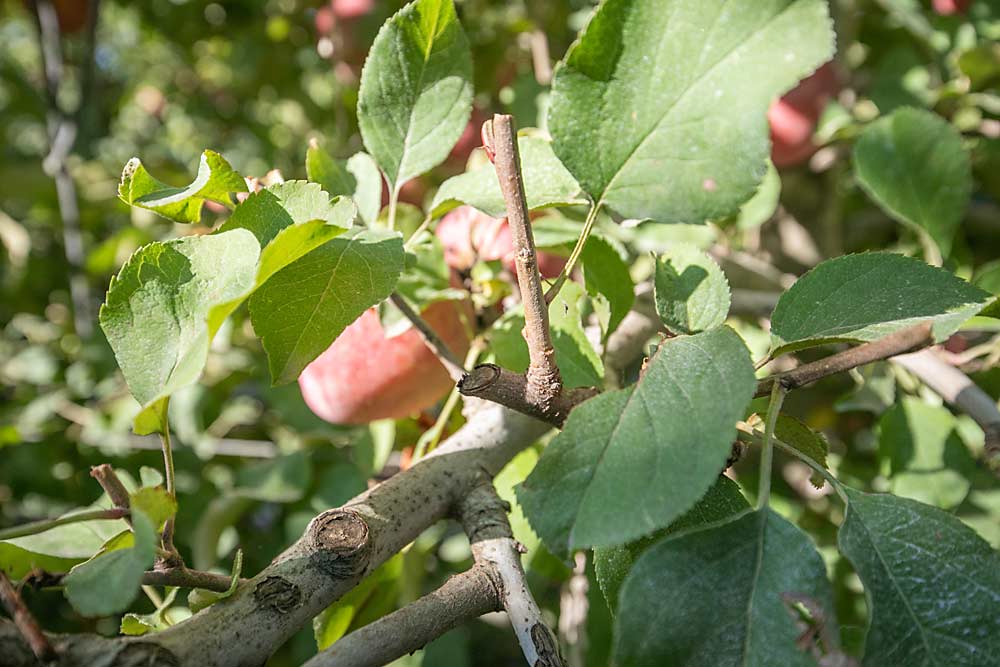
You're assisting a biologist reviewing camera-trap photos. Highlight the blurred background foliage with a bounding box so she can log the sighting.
[0,0,998,665]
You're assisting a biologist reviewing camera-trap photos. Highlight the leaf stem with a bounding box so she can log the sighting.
[160,427,179,558]
[544,202,600,304]
[737,425,848,505]
[0,508,129,541]
[387,185,400,232]
[757,383,786,510]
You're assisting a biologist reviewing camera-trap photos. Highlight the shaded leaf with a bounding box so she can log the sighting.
[736,160,781,230]
[187,549,243,613]
[854,107,971,258]
[614,509,837,667]
[548,0,834,223]
[653,243,731,334]
[594,476,749,613]
[306,144,382,226]
[581,236,634,339]
[770,252,991,356]
[838,489,1000,666]
[517,327,755,556]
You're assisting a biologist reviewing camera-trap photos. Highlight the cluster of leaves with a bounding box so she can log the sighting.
[2,0,1000,665]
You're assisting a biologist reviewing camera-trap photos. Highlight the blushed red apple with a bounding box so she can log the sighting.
[768,62,840,167]
[436,206,567,278]
[933,0,971,15]
[298,300,471,424]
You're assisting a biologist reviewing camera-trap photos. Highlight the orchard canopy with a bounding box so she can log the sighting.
[1,1,999,666]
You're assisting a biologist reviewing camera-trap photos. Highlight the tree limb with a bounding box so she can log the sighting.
[893,348,1000,471]
[0,571,55,663]
[459,364,597,428]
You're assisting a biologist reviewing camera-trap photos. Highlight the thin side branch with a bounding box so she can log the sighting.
[0,508,128,541]
[755,322,934,397]
[460,480,564,667]
[141,568,235,593]
[459,364,597,428]
[302,565,500,667]
[389,293,466,382]
[0,571,55,663]
[486,114,563,408]
[893,348,1000,471]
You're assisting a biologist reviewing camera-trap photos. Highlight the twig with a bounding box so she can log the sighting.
[892,348,1000,472]
[755,322,934,397]
[0,571,55,663]
[485,114,563,408]
[459,480,564,667]
[89,464,131,512]
[389,293,466,382]
[459,364,597,428]
[543,203,600,306]
[141,568,235,593]
[0,508,128,541]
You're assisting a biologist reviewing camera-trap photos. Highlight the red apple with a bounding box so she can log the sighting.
[768,62,840,167]
[436,206,567,279]
[298,300,471,424]
[314,5,335,35]
[933,0,971,15]
[331,0,373,19]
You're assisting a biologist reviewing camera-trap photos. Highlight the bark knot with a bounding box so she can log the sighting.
[309,509,371,578]
[253,576,302,614]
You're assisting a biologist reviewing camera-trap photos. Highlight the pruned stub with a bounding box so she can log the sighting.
[309,509,371,579]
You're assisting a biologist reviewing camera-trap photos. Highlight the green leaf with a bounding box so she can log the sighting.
[233,451,311,503]
[653,244,731,334]
[119,150,248,224]
[490,281,603,389]
[838,488,1000,666]
[878,398,975,509]
[187,549,243,613]
[770,252,992,356]
[581,236,634,339]
[100,229,261,433]
[248,227,405,384]
[614,509,837,666]
[430,136,585,218]
[773,415,829,488]
[0,511,128,579]
[517,327,755,556]
[358,0,472,190]
[548,0,834,223]
[129,486,177,531]
[121,587,179,636]
[854,107,972,258]
[594,476,749,614]
[218,182,353,248]
[306,144,383,226]
[64,509,157,617]
[736,160,781,230]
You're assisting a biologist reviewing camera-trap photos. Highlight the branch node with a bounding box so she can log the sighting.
[308,509,371,579]
[253,576,302,615]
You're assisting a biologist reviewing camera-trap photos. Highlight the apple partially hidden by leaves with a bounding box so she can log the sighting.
[298,300,471,425]
[436,206,567,278]
[933,0,971,15]
[768,62,840,167]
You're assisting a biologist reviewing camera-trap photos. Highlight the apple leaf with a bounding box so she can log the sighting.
[118,149,248,224]
[614,509,837,666]
[187,549,244,614]
[854,107,972,258]
[770,252,991,356]
[594,476,749,614]
[248,227,404,385]
[430,136,586,218]
[306,144,382,226]
[582,236,634,339]
[0,510,129,580]
[838,488,1000,665]
[64,508,157,617]
[878,398,975,509]
[548,0,834,223]
[218,181,353,247]
[358,0,472,190]
[653,243,731,335]
[517,326,755,556]
[736,159,781,229]
[100,229,261,434]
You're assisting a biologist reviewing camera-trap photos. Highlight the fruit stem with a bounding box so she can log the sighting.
[543,202,600,305]
[389,293,466,382]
